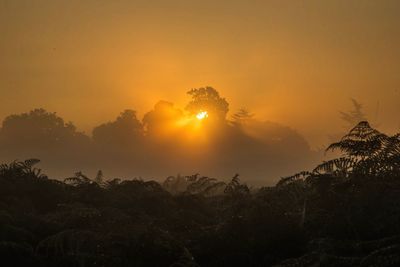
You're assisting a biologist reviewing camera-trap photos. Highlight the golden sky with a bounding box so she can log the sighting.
[1,0,400,146]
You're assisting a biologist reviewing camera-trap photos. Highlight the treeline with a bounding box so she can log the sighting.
[1,121,400,266]
[0,87,316,183]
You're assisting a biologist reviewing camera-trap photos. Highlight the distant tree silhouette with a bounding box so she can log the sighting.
[0,92,317,184]
[92,109,143,148]
[340,98,367,128]
[328,98,369,144]
[231,108,254,126]
[185,87,229,121]
[0,108,89,152]
[142,101,184,138]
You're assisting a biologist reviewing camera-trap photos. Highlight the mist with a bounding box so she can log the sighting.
[0,87,321,185]
[1,0,400,148]
[3,1,400,266]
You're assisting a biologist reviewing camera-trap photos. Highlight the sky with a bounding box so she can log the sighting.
[1,0,400,147]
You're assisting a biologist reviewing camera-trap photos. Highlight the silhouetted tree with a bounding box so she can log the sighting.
[231,108,254,126]
[142,101,184,138]
[0,108,89,151]
[0,94,317,183]
[185,87,229,121]
[92,109,143,148]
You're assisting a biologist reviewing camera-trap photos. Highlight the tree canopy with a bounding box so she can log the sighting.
[185,87,229,121]
[0,108,88,151]
[92,109,143,147]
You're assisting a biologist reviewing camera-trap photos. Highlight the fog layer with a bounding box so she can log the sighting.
[0,88,319,185]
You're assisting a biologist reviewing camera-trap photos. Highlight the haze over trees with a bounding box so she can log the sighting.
[185,87,229,121]
[92,109,144,149]
[2,1,400,266]
[0,87,317,184]
[1,121,400,266]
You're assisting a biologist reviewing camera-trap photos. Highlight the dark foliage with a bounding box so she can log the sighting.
[1,122,400,266]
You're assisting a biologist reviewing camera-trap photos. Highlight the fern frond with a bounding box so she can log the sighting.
[277,171,312,187]
[313,157,356,176]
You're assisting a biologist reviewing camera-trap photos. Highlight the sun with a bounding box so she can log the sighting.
[196,111,208,120]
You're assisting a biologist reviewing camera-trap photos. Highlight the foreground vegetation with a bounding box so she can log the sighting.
[1,121,400,266]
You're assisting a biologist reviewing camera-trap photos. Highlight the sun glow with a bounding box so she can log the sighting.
[196,111,208,120]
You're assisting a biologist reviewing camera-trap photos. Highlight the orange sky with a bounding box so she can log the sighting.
[1,0,400,147]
